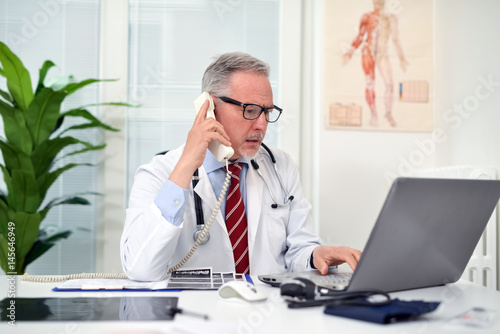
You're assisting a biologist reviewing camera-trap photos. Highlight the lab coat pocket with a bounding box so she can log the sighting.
[263,206,290,254]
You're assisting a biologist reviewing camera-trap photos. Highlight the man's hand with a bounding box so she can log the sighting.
[312,245,362,275]
[169,99,232,189]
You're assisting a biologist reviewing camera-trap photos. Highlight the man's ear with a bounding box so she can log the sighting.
[212,100,220,120]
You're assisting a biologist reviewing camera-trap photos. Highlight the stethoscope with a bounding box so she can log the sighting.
[193,143,294,244]
[280,277,391,308]
[251,143,295,209]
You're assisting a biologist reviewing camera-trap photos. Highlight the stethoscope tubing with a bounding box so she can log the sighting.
[251,143,294,208]
[193,143,294,243]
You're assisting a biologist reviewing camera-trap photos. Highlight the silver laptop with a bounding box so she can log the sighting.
[258,177,500,292]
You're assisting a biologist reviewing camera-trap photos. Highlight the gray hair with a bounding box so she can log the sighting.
[201,52,270,96]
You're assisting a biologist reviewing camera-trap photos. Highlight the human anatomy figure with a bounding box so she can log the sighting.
[342,0,408,127]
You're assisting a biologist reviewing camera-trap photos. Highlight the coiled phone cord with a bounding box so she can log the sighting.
[167,159,232,274]
[21,272,128,282]
[21,160,232,282]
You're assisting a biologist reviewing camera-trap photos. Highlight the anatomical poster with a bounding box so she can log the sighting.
[323,0,433,132]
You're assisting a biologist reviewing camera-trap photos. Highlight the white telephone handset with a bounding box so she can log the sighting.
[194,92,234,161]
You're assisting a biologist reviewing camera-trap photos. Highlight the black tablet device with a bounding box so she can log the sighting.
[1,296,178,321]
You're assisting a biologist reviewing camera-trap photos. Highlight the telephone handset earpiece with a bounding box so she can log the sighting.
[194,92,234,162]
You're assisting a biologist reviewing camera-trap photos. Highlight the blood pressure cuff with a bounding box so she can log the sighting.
[324,299,440,324]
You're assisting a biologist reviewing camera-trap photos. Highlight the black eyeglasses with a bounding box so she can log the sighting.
[217,96,282,123]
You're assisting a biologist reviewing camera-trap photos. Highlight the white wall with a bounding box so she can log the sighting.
[433,0,500,287]
[305,0,500,286]
[434,0,500,169]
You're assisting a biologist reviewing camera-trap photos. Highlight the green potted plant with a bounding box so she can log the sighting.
[0,41,126,275]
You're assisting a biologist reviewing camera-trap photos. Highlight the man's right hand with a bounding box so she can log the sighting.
[168,99,232,189]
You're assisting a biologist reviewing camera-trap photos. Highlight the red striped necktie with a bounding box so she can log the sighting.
[225,163,250,274]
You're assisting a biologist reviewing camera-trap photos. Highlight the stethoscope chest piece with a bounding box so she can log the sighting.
[193,225,210,245]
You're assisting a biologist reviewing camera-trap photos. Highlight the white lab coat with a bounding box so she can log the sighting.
[120,144,321,281]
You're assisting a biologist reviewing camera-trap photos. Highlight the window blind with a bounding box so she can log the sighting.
[126,0,282,195]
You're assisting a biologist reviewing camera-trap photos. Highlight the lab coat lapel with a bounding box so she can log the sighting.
[193,167,227,232]
[246,155,265,257]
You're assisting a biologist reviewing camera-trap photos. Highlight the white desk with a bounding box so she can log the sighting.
[1,275,499,334]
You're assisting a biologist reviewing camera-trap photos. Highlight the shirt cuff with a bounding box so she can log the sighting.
[154,179,189,227]
[309,251,316,270]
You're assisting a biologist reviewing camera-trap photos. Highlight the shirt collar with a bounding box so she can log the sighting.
[203,150,249,173]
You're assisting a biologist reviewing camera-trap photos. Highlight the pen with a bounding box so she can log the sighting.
[168,307,210,320]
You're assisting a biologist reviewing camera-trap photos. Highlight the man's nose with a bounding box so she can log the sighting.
[253,111,268,129]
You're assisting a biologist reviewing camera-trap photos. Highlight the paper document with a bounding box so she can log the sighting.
[54,268,247,291]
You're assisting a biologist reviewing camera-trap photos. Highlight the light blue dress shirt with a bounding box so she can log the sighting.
[154,150,248,227]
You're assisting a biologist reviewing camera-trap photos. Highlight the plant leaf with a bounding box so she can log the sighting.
[24,229,72,267]
[8,169,41,213]
[65,143,106,157]
[62,78,115,95]
[51,113,65,133]
[46,195,93,207]
[0,234,10,273]
[0,198,8,237]
[0,99,33,154]
[26,87,66,146]
[0,41,34,111]
[61,123,112,133]
[60,108,119,133]
[0,88,13,103]
[45,75,74,91]
[30,136,83,177]
[35,60,55,94]
[0,139,34,174]
[0,165,12,203]
[40,195,91,220]
[37,163,93,201]
[42,135,107,160]
[81,102,139,108]
[10,212,43,265]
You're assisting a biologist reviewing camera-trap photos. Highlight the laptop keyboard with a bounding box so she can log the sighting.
[308,273,352,286]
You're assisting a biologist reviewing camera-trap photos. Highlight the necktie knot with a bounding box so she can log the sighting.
[227,162,243,178]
